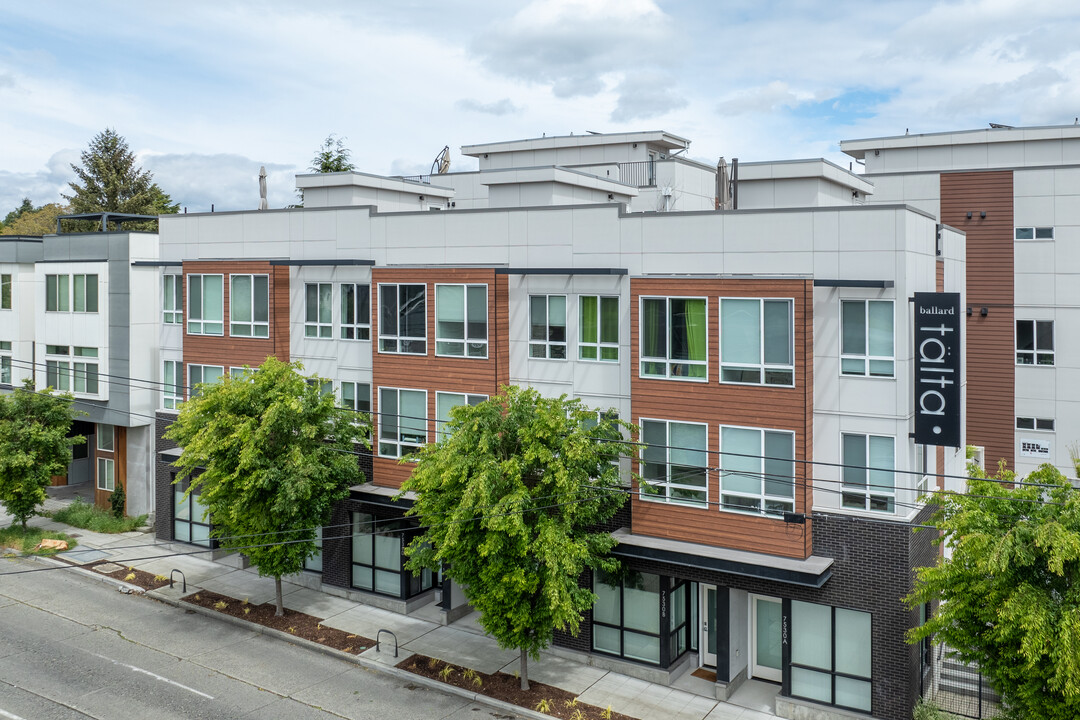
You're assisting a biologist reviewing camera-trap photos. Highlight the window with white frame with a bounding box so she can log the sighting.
[378,387,427,458]
[1016,320,1054,365]
[719,298,793,386]
[45,345,70,391]
[915,444,929,496]
[1016,416,1055,431]
[96,457,115,492]
[305,282,333,338]
[230,274,269,337]
[45,345,97,394]
[1,274,10,310]
[640,297,707,380]
[640,419,708,506]
[580,295,619,362]
[72,347,99,394]
[188,274,223,335]
[529,294,567,359]
[841,300,894,377]
[720,426,795,515]
[0,341,10,384]
[340,381,371,414]
[435,391,486,440]
[379,284,426,354]
[842,433,895,512]
[340,283,371,340]
[436,284,487,357]
[97,424,114,452]
[188,364,224,397]
[163,274,183,324]
[45,274,69,312]
[72,274,98,312]
[1015,227,1054,240]
[163,360,183,409]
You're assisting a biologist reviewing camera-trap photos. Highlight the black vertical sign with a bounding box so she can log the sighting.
[914,292,961,447]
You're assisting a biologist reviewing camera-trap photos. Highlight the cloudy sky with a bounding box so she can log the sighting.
[1,0,1078,214]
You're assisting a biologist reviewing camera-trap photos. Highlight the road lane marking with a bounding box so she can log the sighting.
[91,653,215,700]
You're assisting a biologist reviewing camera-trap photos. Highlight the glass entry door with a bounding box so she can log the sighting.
[700,585,718,667]
[751,595,783,682]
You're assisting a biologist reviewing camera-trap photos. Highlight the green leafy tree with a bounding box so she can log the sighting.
[62,128,179,229]
[908,462,1080,719]
[0,380,84,530]
[402,386,635,690]
[2,197,34,228]
[310,134,356,173]
[0,203,69,236]
[165,358,369,615]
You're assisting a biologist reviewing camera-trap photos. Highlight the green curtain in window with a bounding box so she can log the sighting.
[581,296,598,344]
[600,297,619,344]
[642,299,666,358]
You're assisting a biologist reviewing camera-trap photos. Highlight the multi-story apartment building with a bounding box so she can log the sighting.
[0,218,161,514]
[841,124,1080,477]
[152,131,965,720]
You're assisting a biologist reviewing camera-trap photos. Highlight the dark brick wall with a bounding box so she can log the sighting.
[154,412,180,541]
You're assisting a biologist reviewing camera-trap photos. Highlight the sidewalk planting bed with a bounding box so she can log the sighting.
[0,527,77,556]
[81,560,171,591]
[182,589,374,654]
[397,653,635,720]
[50,498,148,533]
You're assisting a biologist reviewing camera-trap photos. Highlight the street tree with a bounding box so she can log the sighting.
[0,203,69,236]
[908,462,1080,719]
[165,358,369,615]
[0,380,84,530]
[63,128,179,227]
[310,134,356,173]
[2,197,34,228]
[401,385,635,690]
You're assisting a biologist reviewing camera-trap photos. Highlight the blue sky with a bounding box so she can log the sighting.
[1,0,1078,214]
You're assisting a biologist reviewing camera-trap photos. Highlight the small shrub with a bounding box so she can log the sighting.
[534,699,552,713]
[154,574,168,583]
[213,600,228,610]
[913,699,957,720]
[462,668,482,687]
[428,656,440,668]
[52,498,147,533]
[124,572,136,582]
[242,607,251,615]
[439,664,455,681]
[602,706,613,720]
[565,697,578,708]
[108,482,125,519]
[570,710,587,720]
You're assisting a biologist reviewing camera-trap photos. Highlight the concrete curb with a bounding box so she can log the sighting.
[39,555,147,595]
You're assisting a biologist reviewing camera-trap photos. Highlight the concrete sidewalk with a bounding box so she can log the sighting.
[4,489,781,720]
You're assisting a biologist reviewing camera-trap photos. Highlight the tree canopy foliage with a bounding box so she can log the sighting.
[909,462,1080,719]
[310,134,356,173]
[0,202,69,236]
[0,380,83,529]
[401,386,635,689]
[165,358,369,614]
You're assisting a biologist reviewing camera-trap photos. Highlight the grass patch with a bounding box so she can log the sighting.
[0,526,78,556]
[51,498,147,533]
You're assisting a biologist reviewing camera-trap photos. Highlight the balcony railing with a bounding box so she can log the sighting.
[617,160,657,188]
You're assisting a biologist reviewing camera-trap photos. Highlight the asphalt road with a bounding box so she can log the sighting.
[0,557,522,720]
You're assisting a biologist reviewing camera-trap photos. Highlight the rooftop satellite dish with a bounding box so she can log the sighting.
[430,146,451,175]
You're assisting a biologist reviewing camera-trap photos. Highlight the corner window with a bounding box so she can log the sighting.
[305,282,333,339]
[163,274,183,324]
[719,298,793,386]
[45,274,69,312]
[592,569,661,665]
[435,391,486,440]
[163,360,183,409]
[188,364,224,397]
[230,274,269,338]
[0,341,11,384]
[97,424,114,452]
[640,418,707,506]
[73,274,98,313]
[529,294,567,359]
[378,387,427,458]
[379,283,426,354]
[790,601,872,713]
[1,274,10,309]
[1015,227,1054,240]
[351,513,432,598]
[96,457,114,492]
[720,426,795,516]
[188,274,224,335]
[340,283,371,340]
[841,300,894,377]
[1016,320,1053,365]
[580,295,619,362]
[1016,416,1054,431]
[436,284,487,358]
[842,433,894,512]
[640,297,707,380]
[340,381,371,414]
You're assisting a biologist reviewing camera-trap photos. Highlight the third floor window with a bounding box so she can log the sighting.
[163,275,183,324]
[188,274,223,335]
[379,283,426,355]
[436,284,487,358]
[305,283,333,339]
[46,273,98,313]
[640,297,706,380]
[580,295,619,362]
[841,300,894,378]
[720,298,793,386]
[1016,320,1054,366]
[230,274,269,338]
[340,283,371,340]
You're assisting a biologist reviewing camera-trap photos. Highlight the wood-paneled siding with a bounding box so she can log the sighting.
[181,261,290,393]
[371,268,507,488]
[630,278,814,559]
[94,426,126,512]
[940,172,1014,469]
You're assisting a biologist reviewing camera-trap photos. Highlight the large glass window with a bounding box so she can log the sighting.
[97,424,114,452]
[230,274,269,337]
[378,387,427,458]
[45,345,96,394]
[436,284,487,357]
[73,347,98,394]
[174,476,212,547]
[188,274,224,335]
[841,300,894,377]
[720,426,795,516]
[340,283,371,340]
[592,570,662,665]
[1016,320,1054,365]
[96,457,114,492]
[842,433,895,512]
[640,419,708,506]
[163,360,183,409]
[45,344,70,391]
[791,601,872,713]
[580,295,619,362]
[73,274,98,313]
[340,381,371,414]
[46,274,69,312]
[304,526,323,573]
[379,283,426,354]
[720,298,793,386]
[529,294,567,359]
[1,274,11,309]
[435,391,486,441]
[188,364,224,398]
[640,297,707,380]
[304,282,332,338]
[163,274,183,324]
[351,513,432,597]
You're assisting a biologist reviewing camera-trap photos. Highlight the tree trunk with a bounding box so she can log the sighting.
[274,575,284,616]
[520,647,529,691]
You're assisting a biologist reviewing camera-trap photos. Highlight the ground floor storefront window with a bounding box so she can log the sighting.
[351,512,433,599]
[173,475,212,547]
[788,600,872,713]
[592,571,697,667]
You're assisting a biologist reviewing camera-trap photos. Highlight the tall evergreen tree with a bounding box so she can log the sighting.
[310,134,356,173]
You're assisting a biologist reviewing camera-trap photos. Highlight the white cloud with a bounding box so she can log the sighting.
[610,73,688,122]
[455,98,523,116]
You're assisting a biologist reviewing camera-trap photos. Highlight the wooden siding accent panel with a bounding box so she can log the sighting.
[629,278,814,560]
[371,268,502,489]
[93,427,126,511]
[940,172,1014,469]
